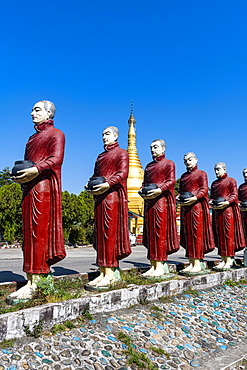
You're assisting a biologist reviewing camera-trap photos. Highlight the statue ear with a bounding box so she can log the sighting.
[46,110,52,118]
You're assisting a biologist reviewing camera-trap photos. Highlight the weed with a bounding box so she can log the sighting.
[51,323,66,334]
[117,331,157,369]
[139,298,149,305]
[24,320,43,338]
[183,287,199,296]
[150,312,163,320]
[159,296,175,303]
[150,305,162,312]
[224,279,247,287]
[83,310,93,320]
[36,274,55,295]
[0,338,16,349]
[117,331,133,345]
[150,346,170,359]
[64,320,76,329]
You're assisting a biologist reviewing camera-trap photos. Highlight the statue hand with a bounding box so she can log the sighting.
[211,201,229,210]
[91,182,110,195]
[142,188,162,200]
[12,167,39,184]
[180,196,197,206]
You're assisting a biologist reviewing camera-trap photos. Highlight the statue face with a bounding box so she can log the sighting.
[184,154,198,170]
[31,102,51,124]
[102,128,117,145]
[215,164,226,178]
[243,169,247,180]
[150,141,164,158]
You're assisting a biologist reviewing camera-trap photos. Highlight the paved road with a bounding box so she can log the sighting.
[0,245,244,283]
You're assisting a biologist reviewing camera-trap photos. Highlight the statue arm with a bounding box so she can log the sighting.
[193,171,208,199]
[158,161,175,192]
[225,179,238,204]
[107,151,129,187]
[35,131,65,173]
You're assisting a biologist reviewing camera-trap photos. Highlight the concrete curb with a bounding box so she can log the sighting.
[0,267,247,342]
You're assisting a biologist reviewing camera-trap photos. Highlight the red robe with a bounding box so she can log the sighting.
[142,154,179,261]
[179,166,215,259]
[93,142,131,267]
[22,120,66,274]
[211,174,245,256]
[238,181,247,246]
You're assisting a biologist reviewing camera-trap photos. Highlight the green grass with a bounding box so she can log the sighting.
[150,346,170,359]
[24,320,43,338]
[0,338,16,349]
[183,287,199,296]
[224,279,247,287]
[117,332,159,369]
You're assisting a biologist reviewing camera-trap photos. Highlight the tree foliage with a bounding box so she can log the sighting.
[62,190,94,245]
[0,167,95,245]
[0,183,22,243]
[0,167,13,187]
[174,178,180,196]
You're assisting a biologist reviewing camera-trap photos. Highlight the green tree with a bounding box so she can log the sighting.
[174,178,180,196]
[0,183,22,243]
[62,190,94,245]
[0,167,13,187]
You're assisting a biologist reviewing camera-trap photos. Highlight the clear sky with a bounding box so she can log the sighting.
[1,1,246,194]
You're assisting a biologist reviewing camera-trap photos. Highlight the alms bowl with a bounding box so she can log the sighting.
[87,176,106,190]
[179,192,194,202]
[11,160,35,177]
[141,183,158,195]
[212,197,226,206]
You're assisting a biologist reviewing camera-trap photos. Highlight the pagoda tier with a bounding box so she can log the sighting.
[127,113,144,235]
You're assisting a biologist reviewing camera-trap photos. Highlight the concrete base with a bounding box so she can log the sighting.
[143,273,175,280]
[0,267,247,342]
[6,295,29,306]
[179,269,211,276]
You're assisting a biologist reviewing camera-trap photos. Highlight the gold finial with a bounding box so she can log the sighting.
[130,100,134,115]
[128,100,136,127]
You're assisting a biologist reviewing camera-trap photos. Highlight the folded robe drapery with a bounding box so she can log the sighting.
[22,120,66,274]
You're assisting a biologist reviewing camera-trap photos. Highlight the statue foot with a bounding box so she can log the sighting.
[190,265,202,273]
[96,275,116,287]
[222,262,233,269]
[181,263,193,272]
[215,261,225,269]
[87,273,104,286]
[9,283,36,299]
[151,268,166,277]
[142,267,155,277]
[9,282,32,299]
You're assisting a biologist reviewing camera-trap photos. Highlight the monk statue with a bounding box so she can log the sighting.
[238,168,247,266]
[86,126,131,287]
[9,100,66,300]
[139,139,179,277]
[178,152,215,273]
[211,162,245,269]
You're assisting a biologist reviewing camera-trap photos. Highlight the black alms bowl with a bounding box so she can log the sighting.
[179,192,194,202]
[11,160,35,176]
[141,183,158,195]
[87,176,106,190]
[212,197,226,206]
[241,200,247,209]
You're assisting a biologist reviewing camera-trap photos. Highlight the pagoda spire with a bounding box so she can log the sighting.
[127,102,144,235]
[127,102,142,169]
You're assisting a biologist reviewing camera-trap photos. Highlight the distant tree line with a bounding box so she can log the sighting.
[0,168,94,244]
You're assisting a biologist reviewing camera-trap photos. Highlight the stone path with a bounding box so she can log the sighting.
[0,282,247,369]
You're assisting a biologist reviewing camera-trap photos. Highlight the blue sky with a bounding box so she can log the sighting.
[1,1,247,194]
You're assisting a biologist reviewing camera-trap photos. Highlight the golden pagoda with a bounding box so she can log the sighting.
[127,108,144,235]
